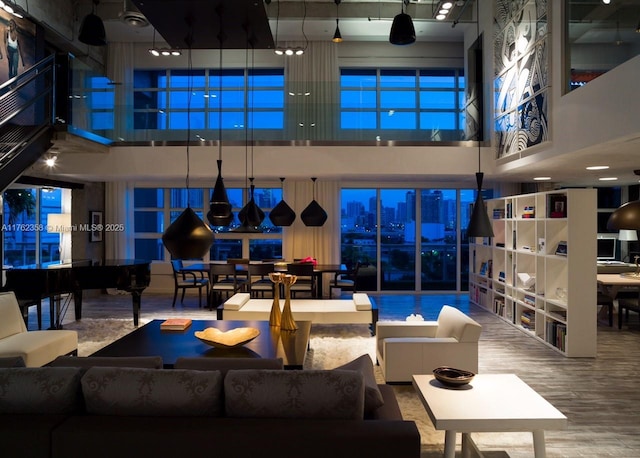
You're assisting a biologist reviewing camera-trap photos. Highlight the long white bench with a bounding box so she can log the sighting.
[219,293,379,335]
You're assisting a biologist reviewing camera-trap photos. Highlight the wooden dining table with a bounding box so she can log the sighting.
[597,273,640,329]
[182,261,348,299]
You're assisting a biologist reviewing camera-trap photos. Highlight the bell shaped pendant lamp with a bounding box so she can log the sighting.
[162,207,214,259]
[269,177,296,226]
[207,159,233,226]
[389,1,415,46]
[301,177,327,227]
[79,0,107,46]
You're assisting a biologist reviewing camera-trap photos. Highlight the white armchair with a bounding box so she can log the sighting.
[376,305,482,383]
[0,291,78,367]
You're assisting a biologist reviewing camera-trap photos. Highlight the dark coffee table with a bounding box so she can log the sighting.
[91,319,311,369]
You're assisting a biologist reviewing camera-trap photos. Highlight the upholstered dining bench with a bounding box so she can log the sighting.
[219,293,379,334]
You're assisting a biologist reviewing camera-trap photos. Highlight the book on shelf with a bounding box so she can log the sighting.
[555,241,568,256]
[160,318,192,331]
[522,206,535,218]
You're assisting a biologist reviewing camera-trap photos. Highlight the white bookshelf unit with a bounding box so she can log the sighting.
[469,189,597,357]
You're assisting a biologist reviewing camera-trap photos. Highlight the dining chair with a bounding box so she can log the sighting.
[248,263,276,298]
[170,260,209,308]
[227,258,250,283]
[330,262,360,298]
[209,263,246,309]
[286,262,316,298]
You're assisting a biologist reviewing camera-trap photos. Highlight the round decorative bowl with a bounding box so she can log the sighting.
[195,327,260,349]
[433,367,475,387]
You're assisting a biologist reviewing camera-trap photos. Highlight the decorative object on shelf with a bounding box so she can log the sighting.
[332,0,342,43]
[162,27,214,259]
[207,7,233,227]
[301,177,328,226]
[269,178,296,226]
[517,272,536,289]
[280,274,298,331]
[554,241,568,256]
[548,194,567,218]
[555,287,567,300]
[389,0,415,45]
[89,211,102,243]
[268,272,283,327]
[433,367,475,387]
[79,0,107,46]
[195,326,260,348]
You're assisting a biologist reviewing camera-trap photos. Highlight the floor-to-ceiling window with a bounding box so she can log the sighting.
[2,187,63,267]
[340,186,488,292]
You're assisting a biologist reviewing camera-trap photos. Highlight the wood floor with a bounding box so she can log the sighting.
[26,291,640,457]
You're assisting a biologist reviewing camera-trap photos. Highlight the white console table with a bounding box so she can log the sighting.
[412,373,567,458]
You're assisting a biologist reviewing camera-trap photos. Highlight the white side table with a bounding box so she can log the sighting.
[412,374,567,458]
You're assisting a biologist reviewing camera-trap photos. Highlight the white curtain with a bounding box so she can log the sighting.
[105,182,130,260]
[106,42,135,141]
[282,179,340,265]
[285,41,339,141]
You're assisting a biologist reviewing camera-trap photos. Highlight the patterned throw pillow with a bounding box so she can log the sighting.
[225,369,364,419]
[333,354,385,414]
[0,367,83,414]
[81,367,223,416]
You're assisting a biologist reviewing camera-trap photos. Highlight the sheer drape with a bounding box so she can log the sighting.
[105,182,130,260]
[285,41,339,141]
[106,42,134,141]
[282,179,340,296]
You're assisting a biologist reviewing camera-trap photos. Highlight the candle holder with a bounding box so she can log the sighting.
[268,272,284,327]
[280,274,298,331]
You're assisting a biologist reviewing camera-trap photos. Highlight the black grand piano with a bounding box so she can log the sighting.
[2,259,151,329]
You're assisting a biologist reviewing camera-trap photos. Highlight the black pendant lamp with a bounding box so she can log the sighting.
[467,172,494,238]
[162,32,214,259]
[269,177,296,226]
[162,207,214,259]
[207,159,233,226]
[466,1,493,239]
[389,1,415,46]
[239,178,265,227]
[301,177,327,227]
[332,0,343,43]
[79,0,107,46]
[207,9,233,227]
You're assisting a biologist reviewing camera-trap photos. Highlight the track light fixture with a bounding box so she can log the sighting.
[433,1,454,21]
[79,0,107,46]
[389,0,415,46]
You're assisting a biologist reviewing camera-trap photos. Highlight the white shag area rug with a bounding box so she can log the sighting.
[63,319,520,457]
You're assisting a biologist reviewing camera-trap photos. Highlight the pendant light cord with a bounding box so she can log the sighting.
[476,0,481,174]
[185,26,194,195]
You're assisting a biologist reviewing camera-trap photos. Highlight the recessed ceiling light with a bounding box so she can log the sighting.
[599,177,618,181]
[586,165,609,170]
[533,176,551,181]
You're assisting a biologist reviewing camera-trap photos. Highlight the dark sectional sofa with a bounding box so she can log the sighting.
[0,355,421,458]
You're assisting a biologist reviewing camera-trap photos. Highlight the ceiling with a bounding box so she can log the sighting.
[72,0,640,188]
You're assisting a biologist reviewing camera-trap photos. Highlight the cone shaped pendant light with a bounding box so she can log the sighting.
[207,8,233,227]
[207,159,233,226]
[389,1,415,46]
[269,177,296,226]
[162,33,214,258]
[301,177,327,227]
[466,0,493,239]
[468,172,494,237]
